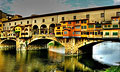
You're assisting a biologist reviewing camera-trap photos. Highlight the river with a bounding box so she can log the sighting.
[0,41,119,72]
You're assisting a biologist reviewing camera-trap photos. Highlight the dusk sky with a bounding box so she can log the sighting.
[0,0,120,17]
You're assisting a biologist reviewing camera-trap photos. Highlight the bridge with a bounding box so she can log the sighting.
[0,33,105,55]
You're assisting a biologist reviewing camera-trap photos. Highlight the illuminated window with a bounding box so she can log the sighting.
[64,31,67,34]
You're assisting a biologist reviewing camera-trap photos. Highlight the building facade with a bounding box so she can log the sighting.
[1,5,120,39]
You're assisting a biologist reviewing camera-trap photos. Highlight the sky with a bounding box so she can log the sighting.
[0,0,120,17]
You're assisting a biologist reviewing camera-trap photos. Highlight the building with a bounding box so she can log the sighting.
[1,5,120,39]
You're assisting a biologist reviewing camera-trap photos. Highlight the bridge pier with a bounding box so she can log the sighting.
[64,38,78,55]
[16,38,26,51]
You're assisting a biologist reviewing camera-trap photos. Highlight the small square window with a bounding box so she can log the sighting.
[27,21,29,24]
[62,17,64,21]
[68,22,71,24]
[86,14,89,19]
[34,20,37,23]
[76,21,79,24]
[43,19,45,22]
[73,16,76,20]
[15,22,16,25]
[101,13,104,18]
[52,18,54,21]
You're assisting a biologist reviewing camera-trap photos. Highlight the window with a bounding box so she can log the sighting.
[76,21,79,24]
[90,32,93,34]
[3,24,5,26]
[113,19,115,21]
[108,25,111,27]
[75,32,80,34]
[73,32,74,34]
[95,32,97,35]
[116,19,118,21]
[62,17,64,21]
[43,19,45,22]
[86,14,89,19]
[81,26,84,29]
[101,32,103,35]
[34,20,37,23]
[105,32,109,35]
[113,32,118,36]
[104,25,107,27]
[84,20,86,23]
[57,27,60,29]
[27,21,29,24]
[101,13,104,18]
[56,32,61,35]
[0,24,2,27]
[21,22,22,24]
[113,25,118,28]
[64,31,67,34]
[73,16,76,19]
[88,25,94,28]
[116,12,120,16]
[75,26,80,29]
[84,26,87,29]
[68,22,71,24]
[9,23,11,26]
[15,22,16,25]
[95,24,101,28]
[52,18,54,21]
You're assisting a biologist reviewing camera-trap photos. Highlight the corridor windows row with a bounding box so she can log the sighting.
[105,32,118,36]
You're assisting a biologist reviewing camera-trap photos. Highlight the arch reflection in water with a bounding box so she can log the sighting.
[93,41,120,66]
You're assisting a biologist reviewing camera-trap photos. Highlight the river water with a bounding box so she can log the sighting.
[0,41,119,72]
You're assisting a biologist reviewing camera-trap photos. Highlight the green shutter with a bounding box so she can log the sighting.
[113,25,118,28]
[88,25,94,28]
[113,32,118,36]
[105,32,109,35]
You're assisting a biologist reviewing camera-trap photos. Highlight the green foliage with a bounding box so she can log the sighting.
[104,66,120,72]
[55,41,63,47]
[48,42,54,46]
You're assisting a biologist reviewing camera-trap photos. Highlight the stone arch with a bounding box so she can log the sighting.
[33,25,39,35]
[78,40,104,54]
[0,39,16,45]
[27,38,64,50]
[49,24,55,34]
[40,24,47,34]
[28,38,64,47]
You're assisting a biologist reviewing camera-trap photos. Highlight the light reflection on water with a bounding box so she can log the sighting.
[93,41,120,66]
[0,41,119,72]
[0,49,93,72]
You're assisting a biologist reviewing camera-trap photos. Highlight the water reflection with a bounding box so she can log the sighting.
[0,41,119,72]
[0,49,95,72]
[93,41,120,66]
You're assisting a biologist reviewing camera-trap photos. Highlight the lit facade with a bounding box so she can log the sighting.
[0,5,120,39]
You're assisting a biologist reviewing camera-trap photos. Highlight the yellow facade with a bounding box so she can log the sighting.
[15,26,22,38]
[81,20,88,38]
[55,24,63,37]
